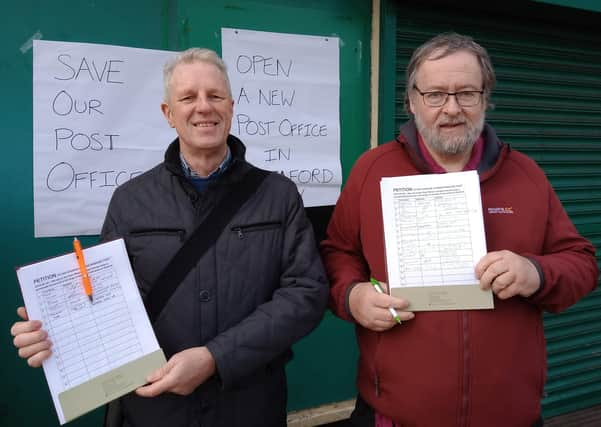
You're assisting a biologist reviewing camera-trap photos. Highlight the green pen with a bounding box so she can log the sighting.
[370,278,402,324]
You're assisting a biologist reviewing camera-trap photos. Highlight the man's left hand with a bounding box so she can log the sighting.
[136,346,216,397]
[476,250,541,299]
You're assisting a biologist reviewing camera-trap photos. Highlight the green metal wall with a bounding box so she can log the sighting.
[380,0,601,418]
[534,0,601,13]
[1,2,170,425]
[1,1,370,425]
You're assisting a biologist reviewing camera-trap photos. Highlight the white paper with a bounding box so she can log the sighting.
[33,40,177,237]
[222,28,342,206]
[381,171,487,289]
[16,239,161,424]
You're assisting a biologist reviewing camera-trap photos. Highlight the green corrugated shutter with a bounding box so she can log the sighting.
[384,0,601,418]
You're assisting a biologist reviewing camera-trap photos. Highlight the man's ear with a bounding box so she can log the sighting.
[161,102,174,127]
[408,96,416,116]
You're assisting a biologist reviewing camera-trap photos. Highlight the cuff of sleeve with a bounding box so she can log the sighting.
[344,281,363,322]
[205,342,227,390]
[526,256,545,299]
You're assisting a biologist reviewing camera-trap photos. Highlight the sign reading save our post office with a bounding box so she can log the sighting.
[33,40,176,237]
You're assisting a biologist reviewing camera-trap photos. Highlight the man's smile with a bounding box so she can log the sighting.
[192,121,218,128]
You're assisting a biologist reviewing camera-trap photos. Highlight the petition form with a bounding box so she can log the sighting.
[380,170,493,311]
[16,238,165,424]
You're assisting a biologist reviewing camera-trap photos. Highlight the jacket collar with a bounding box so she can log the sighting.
[164,134,247,177]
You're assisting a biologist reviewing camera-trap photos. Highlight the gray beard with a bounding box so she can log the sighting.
[415,114,485,156]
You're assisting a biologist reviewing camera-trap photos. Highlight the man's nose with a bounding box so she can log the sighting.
[195,96,212,111]
[442,94,462,115]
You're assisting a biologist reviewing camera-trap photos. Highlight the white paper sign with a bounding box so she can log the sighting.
[33,40,177,237]
[222,28,342,206]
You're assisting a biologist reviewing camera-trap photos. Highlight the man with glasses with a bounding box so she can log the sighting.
[321,33,598,426]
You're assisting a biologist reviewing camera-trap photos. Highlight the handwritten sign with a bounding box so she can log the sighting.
[33,40,176,237]
[222,28,341,206]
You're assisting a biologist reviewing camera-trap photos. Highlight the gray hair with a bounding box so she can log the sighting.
[404,32,496,112]
[163,48,232,102]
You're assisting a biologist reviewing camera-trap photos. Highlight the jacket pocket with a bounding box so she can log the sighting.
[223,220,284,309]
[128,228,186,241]
[230,221,282,239]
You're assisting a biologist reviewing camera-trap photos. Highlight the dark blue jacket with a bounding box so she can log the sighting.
[102,135,328,427]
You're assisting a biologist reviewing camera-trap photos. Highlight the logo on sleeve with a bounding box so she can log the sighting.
[487,207,514,214]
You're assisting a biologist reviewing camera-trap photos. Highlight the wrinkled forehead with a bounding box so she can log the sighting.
[172,60,225,80]
[167,60,231,96]
[416,49,483,87]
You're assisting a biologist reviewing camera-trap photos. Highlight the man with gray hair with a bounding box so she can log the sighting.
[321,32,598,426]
[11,48,328,427]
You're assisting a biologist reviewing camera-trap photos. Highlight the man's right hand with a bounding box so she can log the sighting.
[10,307,52,367]
[348,282,414,331]
[136,346,216,397]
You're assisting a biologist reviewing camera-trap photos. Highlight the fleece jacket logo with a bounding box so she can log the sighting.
[487,207,514,214]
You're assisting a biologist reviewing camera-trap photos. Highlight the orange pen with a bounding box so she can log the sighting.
[73,237,93,302]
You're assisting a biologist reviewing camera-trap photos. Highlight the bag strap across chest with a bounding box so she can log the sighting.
[146,167,270,323]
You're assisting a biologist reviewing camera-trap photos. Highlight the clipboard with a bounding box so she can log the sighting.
[16,238,166,424]
[380,171,493,311]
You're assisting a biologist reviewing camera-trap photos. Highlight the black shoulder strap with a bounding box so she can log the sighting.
[146,167,270,322]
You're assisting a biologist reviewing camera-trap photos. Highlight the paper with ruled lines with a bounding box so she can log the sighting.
[16,238,165,424]
[380,170,493,311]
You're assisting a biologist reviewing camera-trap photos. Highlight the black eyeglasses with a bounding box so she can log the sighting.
[413,85,484,107]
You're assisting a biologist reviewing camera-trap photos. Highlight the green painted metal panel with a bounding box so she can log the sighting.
[381,0,601,419]
[2,1,371,425]
[533,0,601,13]
[0,3,171,426]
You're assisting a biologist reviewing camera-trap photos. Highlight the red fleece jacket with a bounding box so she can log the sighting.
[321,121,598,427]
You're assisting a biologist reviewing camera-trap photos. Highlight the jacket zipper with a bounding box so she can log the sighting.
[231,221,282,239]
[459,311,470,427]
[374,331,382,397]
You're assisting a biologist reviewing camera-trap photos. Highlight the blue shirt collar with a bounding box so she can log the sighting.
[179,146,231,179]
